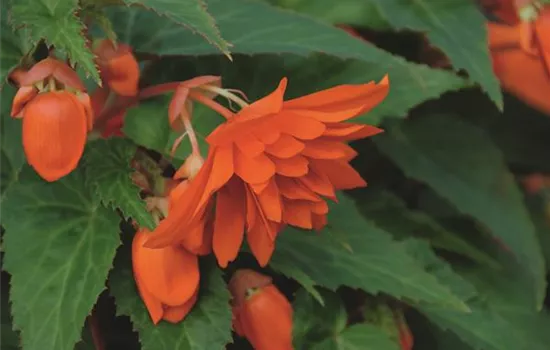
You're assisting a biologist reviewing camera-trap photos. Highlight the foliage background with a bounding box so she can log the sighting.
[1,0,550,349]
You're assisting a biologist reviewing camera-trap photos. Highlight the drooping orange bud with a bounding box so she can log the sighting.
[22,91,90,182]
[94,40,140,97]
[229,270,293,350]
[132,229,200,324]
[9,57,93,182]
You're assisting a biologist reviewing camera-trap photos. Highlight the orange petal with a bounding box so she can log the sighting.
[282,199,313,229]
[311,214,327,231]
[213,177,246,267]
[133,274,164,325]
[256,178,282,222]
[487,22,521,49]
[283,77,389,122]
[11,86,38,118]
[245,185,279,241]
[187,213,214,256]
[22,91,88,181]
[95,41,139,96]
[298,168,336,200]
[277,177,321,202]
[236,78,287,123]
[254,128,280,144]
[235,133,265,158]
[272,154,309,177]
[264,134,304,159]
[302,139,356,159]
[132,230,200,306]
[75,92,94,131]
[275,112,326,140]
[234,147,275,184]
[323,123,383,141]
[535,7,550,77]
[18,58,57,86]
[162,288,199,323]
[311,159,366,190]
[197,146,234,211]
[246,220,278,267]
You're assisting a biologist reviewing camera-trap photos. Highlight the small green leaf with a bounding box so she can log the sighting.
[10,0,100,83]
[2,166,121,350]
[110,257,232,350]
[293,289,347,349]
[368,0,503,108]
[313,324,401,350]
[122,0,230,57]
[375,114,546,308]
[0,4,31,84]
[271,193,469,311]
[84,138,155,230]
[0,86,25,201]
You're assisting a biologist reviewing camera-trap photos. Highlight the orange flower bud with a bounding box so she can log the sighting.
[95,40,140,97]
[174,152,204,180]
[132,229,200,324]
[22,91,90,182]
[229,270,293,350]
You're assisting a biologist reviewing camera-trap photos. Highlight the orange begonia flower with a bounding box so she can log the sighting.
[94,40,140,96]
[10,58,93,182]
[132,229,200,324]
[229,270,293,350]
[488,6,550,115]
[145,76,389,267]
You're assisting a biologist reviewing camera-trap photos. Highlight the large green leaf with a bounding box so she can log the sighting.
[110,257,232,350]
[84,138,155,230]
[0,4,31,84]
[355,188,499,268]
[105,1,468,124]
[0,86,24,201]
[375,114,546,308]
[10,0,100,83]
[367,0,502,108]
[122,0,229,56]
[268,0,390,28]
[404,239,550,350]
[270,193,469,311]
[2,166,121,350]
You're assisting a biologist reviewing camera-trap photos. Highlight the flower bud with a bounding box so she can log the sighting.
[94,40,140,97]
[229,270,293,350]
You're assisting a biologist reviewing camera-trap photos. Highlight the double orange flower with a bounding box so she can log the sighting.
[143,76,389,267]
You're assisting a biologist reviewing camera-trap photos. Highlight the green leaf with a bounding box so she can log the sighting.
[293,288,400,350]
[355,188,500,268]
[84,138,155,230]
[106,1,469,124]
[404,239,550,350]
[268,0,390,28]
[293,289,347,349]
[375,114,546,308]
[367,0,503,108]
[123,95,222,167]
[0,4,31,84]
[110,257,232,350]
[2,166,121,350]
[122,0,230,57]
[0,86,25,201]
[313,324,400,350]
[270,193,469,311]
[10,0,100,83]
